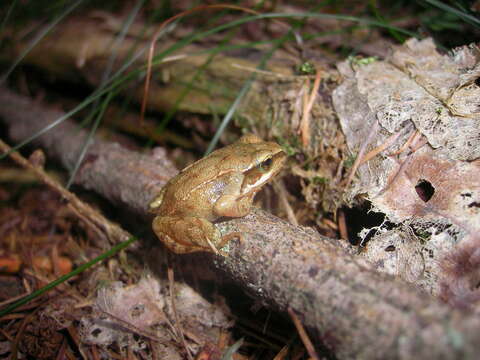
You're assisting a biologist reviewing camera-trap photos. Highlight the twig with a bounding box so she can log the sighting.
[11,302,46,360]
[97,309,170,345]
[231,63,315,80]
[141,4,279,125]
[168,266,193,360]
[337,209,348,240]
[359,129,404,165]
[410,135,428,152]
[376,132,428,197]
[273,180,298,227]
[0,293,32,309]
[344,118,379,188]
[300,69,322,147]
[389,130,419,156]
[288,308,319,360]
[0,139,132,247]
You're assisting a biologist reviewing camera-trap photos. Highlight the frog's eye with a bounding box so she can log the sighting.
[258,157,273,171]
[263,157,273,168]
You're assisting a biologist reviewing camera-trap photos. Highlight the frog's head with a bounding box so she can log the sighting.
[238,134,286,196]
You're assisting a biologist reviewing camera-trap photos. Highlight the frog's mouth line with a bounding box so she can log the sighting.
[241,151,286,195]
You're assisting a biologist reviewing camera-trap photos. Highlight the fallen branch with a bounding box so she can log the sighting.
[0,87,178,216]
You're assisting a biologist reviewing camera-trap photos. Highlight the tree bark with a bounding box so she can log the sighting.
[0,87,177,215]
[1,87,479,359]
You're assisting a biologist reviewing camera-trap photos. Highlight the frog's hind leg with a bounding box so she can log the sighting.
[152,216,224,254]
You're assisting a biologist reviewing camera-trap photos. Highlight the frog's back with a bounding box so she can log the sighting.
[165,143,252,196]
[156,136,284,219]
[157,147,233,214]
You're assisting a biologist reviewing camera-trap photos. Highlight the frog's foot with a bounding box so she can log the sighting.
[196,231,242,256]
[220,232,243,247]
[203,231,240,256]
[204,236,221,255]
[152,216,226,254]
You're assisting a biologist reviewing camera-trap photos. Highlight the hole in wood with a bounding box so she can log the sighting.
[415,179,435,202]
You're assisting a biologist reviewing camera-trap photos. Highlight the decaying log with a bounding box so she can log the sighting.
[1,87,480,359]
[5,15,340,156]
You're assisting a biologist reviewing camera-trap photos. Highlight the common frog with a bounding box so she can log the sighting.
[149,134,286,254]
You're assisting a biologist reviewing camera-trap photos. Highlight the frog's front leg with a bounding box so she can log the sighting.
[214,194,254,218]
[152,216,230,254]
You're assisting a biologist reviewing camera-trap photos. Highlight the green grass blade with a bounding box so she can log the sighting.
[65,90,115,189]
[0,0,84,83]
[0,236,137,318]
[422,0,480,27]
[1,10,418,162]
[65,0,146,189]
[0,0,19,45]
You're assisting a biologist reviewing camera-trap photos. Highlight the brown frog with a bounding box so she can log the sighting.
[149,134,286,254]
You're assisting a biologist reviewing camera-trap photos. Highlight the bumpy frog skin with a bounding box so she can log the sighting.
[149,134,286,254]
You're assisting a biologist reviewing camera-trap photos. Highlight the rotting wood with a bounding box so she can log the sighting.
[1,87,480,359]
[4,15,340,155]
